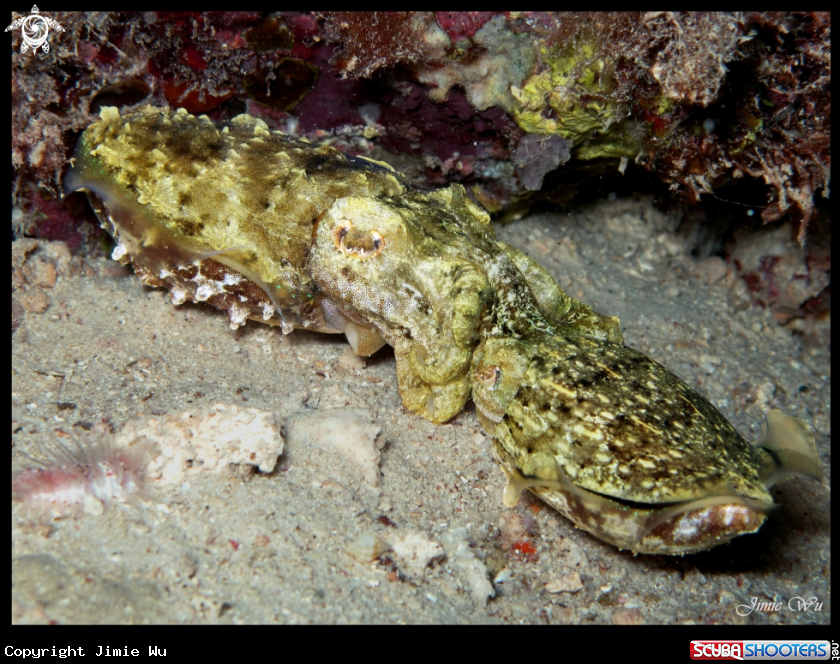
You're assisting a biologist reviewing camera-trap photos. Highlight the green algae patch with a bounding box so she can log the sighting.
[509,34,639,160]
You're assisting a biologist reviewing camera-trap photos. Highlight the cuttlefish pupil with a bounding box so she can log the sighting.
[333,221,384,259]
[477,365,501,390]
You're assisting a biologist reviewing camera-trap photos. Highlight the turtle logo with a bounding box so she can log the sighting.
[6,6,65,54]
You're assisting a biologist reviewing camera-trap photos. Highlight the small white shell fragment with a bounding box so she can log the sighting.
[442,528,495,605]
[390,530,445,582]
[118,403,284,484]
[493,568,513,585]
[545,570,584,594]
[347,534,388,563]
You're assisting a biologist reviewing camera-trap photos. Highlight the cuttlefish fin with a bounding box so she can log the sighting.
[502,465,532,508]
[503,459,775,553]
[190,245,248,263]
[638,484,775,544]
[201,246,293,333]
[753,410,822,488]
[500,459,579,508]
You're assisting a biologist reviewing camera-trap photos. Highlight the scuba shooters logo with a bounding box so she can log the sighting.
[692,643,744,661]
[690,641,831,660]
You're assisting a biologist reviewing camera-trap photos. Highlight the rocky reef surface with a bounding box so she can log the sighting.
[11,13,829,224]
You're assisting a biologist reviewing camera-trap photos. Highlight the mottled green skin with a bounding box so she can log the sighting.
[307,190,619,423]
[476,334,770,504]
[66,106,407,335]
[69,105,787,554]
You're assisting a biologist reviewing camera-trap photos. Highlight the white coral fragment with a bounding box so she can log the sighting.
[390,530,445,582]
[118,403,284,485]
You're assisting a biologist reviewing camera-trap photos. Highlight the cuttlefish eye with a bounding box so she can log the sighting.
[332,220,385,259]
[476,364,501,390]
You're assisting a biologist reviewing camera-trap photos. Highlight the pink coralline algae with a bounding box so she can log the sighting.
[434,12,499,44]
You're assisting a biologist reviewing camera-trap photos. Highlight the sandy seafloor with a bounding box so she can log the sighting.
[12,196,830,624]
